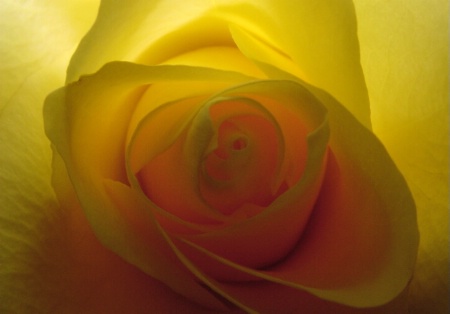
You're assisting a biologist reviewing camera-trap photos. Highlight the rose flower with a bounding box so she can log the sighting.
[1,1,447,313]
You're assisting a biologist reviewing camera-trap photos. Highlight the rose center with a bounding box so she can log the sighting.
[199,110,283,216]
[232,137,247,151]
[204,120,251,181]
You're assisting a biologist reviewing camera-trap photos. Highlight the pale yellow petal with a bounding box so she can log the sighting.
[0,0,98,312]
[67,0,218,81]
[0,0,99,111]
[68,1,370,128]
[212,0,371,128]
[354,1,449,312]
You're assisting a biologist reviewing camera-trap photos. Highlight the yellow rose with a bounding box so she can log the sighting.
[0,1,447,314]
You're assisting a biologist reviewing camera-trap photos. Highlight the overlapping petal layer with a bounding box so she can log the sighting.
[68,0,370,127]
[45,62,253,309]
[168,81,418,309]
[133,80,328,281]
[45,59,417,312]
[2,0,441,312]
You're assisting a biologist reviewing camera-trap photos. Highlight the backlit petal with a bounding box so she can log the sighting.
[0,1,98,312]
[354,1,449,312]
[68,0,370,128]
[173,79,418,310]
[44,62,253,310]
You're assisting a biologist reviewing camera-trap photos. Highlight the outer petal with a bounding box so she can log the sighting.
[46,60,418,312]
[0,0,98,111]
[214,0,370,127]
[0,0,97,312]
[68,0,370,128]
[67,0,217,81]
[354,1,449,313]
[44,62,254,311]
[173,79,418,311]
[48,153,225,313]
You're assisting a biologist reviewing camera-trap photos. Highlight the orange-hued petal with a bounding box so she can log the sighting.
[262,151,389,289]
[44,62,254,309]
[169,80,418,309]
[198,96,285,215]
[173,80,329,277]
[102,180,227,310]
[200,114,280,213]
[134,89,285,228]
[48,154,221,313]
[215,280,410,314]
[308,84,418,306]
[198,96,288,193]
[126,78,256,153]
[131,101,223,225]
[2,149,213,313]
[52,147,227,311]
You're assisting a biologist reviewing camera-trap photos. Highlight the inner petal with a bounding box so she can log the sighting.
[205,120,249,180]
[200,112,282,216]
